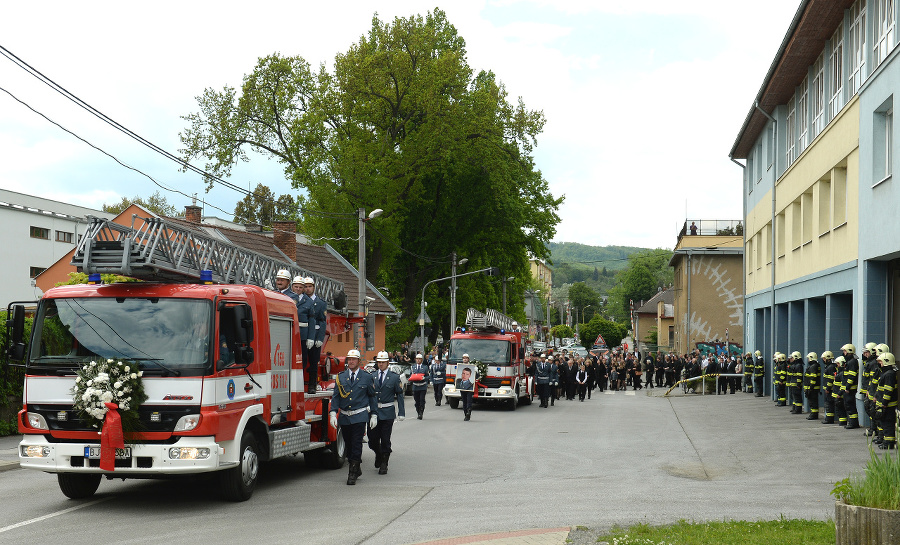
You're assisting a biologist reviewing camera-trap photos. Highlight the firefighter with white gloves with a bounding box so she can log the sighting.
[330,349,377,485]
[305,277,327,391]
[368,351,406,474]
[410,353,430,419]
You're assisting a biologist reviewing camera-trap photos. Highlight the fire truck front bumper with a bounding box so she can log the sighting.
[442,385,516,399]
[18,435,230,474]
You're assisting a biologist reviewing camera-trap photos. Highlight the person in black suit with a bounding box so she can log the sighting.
[459,366,475,421]
[575,363,588,401]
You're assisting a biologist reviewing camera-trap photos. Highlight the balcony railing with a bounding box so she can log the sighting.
[679,219,743,238]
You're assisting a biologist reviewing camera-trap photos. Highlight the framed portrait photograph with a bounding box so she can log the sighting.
[457,364,477,391]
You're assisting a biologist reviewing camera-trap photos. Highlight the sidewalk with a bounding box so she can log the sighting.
[0,434,20,473]
[409,527,570,545]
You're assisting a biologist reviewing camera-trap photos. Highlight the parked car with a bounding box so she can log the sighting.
[561,345,589,358]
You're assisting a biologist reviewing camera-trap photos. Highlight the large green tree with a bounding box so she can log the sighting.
[233,183,296,226]
[102,191,178,217]
[568,282,600,321]
[607,249,674,324]
[179,10,562,344]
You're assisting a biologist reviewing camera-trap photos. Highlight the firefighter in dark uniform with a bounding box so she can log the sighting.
[841,343,860,429]
[754,350,766,397]
[292,276,315,393]
[774,352,788,406]
[534,353,552,408]
[789,351,805,413]
[275,269,299,301]
[870,344,891,441]
[861,342,880,438]
[803,352,821,420]
[743,353,754,393]
[305,277,328,394]
[821,351,837,424]
[330,348,377,485]
[368,351,405,474]
[429,354,447,406]
[874,352,898,449]
[833,356,848,426]
[410,353,429,419]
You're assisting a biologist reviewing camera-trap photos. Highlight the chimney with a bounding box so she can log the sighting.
[184,205,202,224]
[273,221,297,261]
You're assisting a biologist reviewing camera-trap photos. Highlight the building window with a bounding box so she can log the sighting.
[56,230,74,243]
[786,94,797,166]
[812,53,825,138]
[874,0,896,67]
[874,97,894,184]
[833,167,848,226]
[830,22,845,118]
[850,0,868,95]
[798,75,809,154]
[29,266,46,278]
[818,177,832,235]
[30,226,50,240]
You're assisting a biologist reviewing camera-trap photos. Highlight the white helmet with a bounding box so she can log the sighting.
[346,349,361,359]
[292,275,305,285]
[415,353,423,360]
[276,269,291,280]
[462,353,470,359]
[376,351,389,361]
[303,276,315,284]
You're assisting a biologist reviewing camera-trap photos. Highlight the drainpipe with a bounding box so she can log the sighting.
[755,101,777,391]
[730,155,747,353]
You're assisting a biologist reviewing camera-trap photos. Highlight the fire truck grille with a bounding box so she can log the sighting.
[461,377,502,388]
[29,404,201,432]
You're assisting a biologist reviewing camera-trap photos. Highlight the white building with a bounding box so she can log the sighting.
[0,189,113,307]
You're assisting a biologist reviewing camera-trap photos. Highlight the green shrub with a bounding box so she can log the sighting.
[832,445,900,510]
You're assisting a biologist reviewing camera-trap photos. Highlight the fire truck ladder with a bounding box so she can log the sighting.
[71,215,345,307]
[465,308,520,332]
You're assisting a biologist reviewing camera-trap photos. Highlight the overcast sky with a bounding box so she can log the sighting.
[0,0,800,250]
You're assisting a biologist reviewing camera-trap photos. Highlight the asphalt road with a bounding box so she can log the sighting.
[0,388,876,544]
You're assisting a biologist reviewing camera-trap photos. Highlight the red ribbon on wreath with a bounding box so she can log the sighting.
[99,402,125,471]
[473,380,482,399]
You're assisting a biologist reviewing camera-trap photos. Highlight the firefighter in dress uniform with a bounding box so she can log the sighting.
[292,276,315,393]
[774,353,788,406]
[430,354,447,406]
[329,349,377,485]
[803,352,821,420]
[821,351,837,424]
[305,278,328,394]
[841,344,861,429]
[754,350,766,397]
[833,356,848,426]
[534,353,552,408]
[874,352,898,449]
[368,351,405,474]
[410,353,429,419]
[275,269,298,301]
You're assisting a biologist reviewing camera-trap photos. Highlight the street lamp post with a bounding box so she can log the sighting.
[449,252,468,333]
[501,276,514,314]
[356,207,382,349]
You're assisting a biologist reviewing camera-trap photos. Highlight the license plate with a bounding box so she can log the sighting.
[84,446,131,459]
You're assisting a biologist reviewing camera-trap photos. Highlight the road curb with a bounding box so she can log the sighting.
[0,460,20,473]
[409,526,571,545]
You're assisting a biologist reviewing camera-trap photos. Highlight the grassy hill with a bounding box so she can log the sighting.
[548,241,648,293]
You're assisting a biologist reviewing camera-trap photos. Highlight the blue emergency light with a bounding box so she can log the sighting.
[87,273,101,285]
[200,270,213,284]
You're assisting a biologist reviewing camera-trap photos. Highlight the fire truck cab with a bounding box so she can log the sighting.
[442,309,533,410]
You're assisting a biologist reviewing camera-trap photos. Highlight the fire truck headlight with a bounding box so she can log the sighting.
[497,388,510,395]
[21,445,50,458]
[444,385,456,393]
[26,412,49,430]
[173,414,201,432]
[168,447,210,460]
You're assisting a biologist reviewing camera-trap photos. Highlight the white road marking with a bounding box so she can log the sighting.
[0,497,109,534]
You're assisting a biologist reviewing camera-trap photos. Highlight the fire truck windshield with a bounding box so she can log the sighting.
[448,339,511,364]
[28,297,214,376]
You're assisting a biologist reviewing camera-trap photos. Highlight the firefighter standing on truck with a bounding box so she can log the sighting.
[306,277,328,394]
[292,276,315,392]
[330,349,377,485]
[368,351,405,474]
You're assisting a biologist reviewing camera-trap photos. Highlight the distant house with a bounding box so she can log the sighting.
[634,288,675,354]
[670,221,744,355]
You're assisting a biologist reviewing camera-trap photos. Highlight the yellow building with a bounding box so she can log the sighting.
[670,222,744,355]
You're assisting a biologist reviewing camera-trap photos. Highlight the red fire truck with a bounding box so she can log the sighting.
[442,309,533,410]
[7,216,359,501]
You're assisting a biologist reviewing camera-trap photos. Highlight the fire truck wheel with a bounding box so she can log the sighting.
[57,473,101,499]
[508,397,517,411]
[448,398,459,410]
[220,430,259,501]
[319,426,346,470]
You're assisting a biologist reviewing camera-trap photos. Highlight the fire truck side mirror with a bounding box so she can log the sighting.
[232,304,254,343]
[7,305,26,361]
